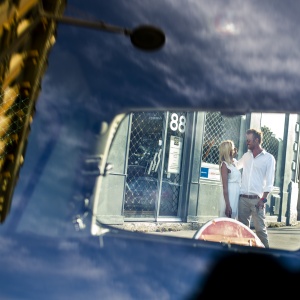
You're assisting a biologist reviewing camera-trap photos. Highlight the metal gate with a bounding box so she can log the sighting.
[202,112,242,164]
[124,111,186,219]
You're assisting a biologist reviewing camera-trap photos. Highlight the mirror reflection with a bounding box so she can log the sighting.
[93,110,300,251]
[2,108,299,252]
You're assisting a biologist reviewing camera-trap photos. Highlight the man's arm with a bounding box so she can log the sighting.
[257,154,275,208]
[234,154,244,170]
[264,154,276,193]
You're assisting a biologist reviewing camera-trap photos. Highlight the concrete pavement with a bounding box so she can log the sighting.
[267,225,300,250]
[150,224,300,251]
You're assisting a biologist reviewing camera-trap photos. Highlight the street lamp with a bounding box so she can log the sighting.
[40,7,166,51]
[0,5,166,64]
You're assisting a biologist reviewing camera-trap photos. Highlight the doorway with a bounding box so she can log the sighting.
[124,111,186,219]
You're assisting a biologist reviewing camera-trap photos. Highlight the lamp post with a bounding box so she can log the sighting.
[0,4,166,63]
[40,9,166,51]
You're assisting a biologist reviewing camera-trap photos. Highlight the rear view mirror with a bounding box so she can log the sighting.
[90,110,299,251]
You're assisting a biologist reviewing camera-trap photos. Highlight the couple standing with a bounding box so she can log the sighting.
[219,129,276,248]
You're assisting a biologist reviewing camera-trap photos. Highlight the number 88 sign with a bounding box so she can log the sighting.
[169,113,186,133]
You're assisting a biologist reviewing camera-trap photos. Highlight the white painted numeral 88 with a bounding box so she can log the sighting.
[170,113,186,133]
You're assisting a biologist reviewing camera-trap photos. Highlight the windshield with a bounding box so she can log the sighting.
[1,0,300,252]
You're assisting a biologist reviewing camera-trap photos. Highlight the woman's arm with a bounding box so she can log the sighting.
[220,162,232,217]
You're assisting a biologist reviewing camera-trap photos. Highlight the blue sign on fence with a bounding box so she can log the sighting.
[200,167,209,178]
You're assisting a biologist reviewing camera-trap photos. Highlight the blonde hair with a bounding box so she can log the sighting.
[219,140,234,166]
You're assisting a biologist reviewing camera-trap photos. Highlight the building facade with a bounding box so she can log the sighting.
[96,111,300,227]
[0,0,65,222]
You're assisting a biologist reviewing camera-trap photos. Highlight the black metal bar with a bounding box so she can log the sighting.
[40,11,132,36]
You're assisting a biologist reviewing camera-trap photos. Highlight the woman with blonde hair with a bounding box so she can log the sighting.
[219,140,241,219]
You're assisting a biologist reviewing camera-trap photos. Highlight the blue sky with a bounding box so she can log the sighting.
[40,0,300,115]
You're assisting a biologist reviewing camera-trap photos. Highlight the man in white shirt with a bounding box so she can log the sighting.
[235,128,276,248]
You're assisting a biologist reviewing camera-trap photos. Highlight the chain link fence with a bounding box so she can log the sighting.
[202,112,280,164]
[261,126,279,160]
[124,111,184,217]
[202,112,242,164]
[124,112,164,216]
